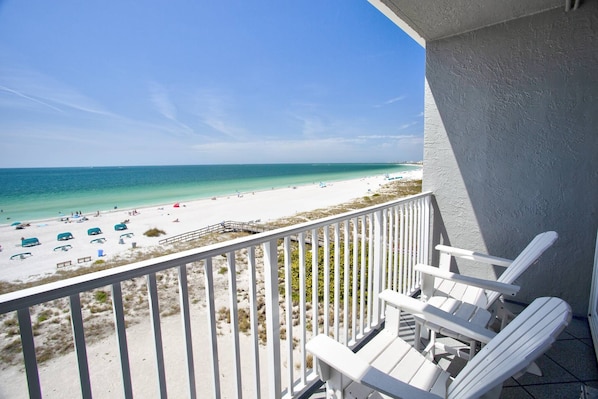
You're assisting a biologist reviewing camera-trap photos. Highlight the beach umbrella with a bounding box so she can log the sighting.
[11,221,21,226]
[173,203,180,208]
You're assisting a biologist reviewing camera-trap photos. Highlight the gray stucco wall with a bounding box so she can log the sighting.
[422,4,598,315]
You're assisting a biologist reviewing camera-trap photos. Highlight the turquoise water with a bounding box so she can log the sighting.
[0,164,419,224]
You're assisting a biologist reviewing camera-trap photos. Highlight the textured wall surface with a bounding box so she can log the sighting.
[422,4,598,315]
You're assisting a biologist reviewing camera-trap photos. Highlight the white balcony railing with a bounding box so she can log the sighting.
[0,192,432,399]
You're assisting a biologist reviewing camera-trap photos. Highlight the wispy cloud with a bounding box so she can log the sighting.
[0,85,65,113]
[358,134,418,140]
[190,134,423,163]
[0,67,114,117]
[192,137,364,160]
[373,95,406,108]
[148,82,194,134]
[149,82,177,120]
[193,89,247,140]
[399,121,419,130]
[293,113,330,138]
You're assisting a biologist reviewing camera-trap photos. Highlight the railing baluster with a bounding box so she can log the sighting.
[399,205,407,293]
[367,214,374,329]
[381,210,388,293]
[298,232,307,383]
[147,272,167,397]
[69,294,92,398]
[372,211,383,325]
[408,201,416,292]
[263,239,281,398]
[393,206,400,291]
[17,308,42,399]
[227,252,243,398]
[351,217,358,343]
[204,258,221,398]
[248,246,262,398]
[111,282,133,398]
[415,198,423,293]
[404,203,412,293]
[387,208,395,291]
[177,265,196,399]
[311,228,319,341]
[359,216,366,336]
[283,237,294,395]
[333,223,341,341]
[323,227,330,336]
[343,221,349,345]
[422,195,432,287]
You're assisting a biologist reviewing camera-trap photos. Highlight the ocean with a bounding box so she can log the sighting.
[0,163,419,224]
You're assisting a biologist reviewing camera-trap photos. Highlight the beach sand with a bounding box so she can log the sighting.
[0,169,422,398]
[0,169,421,283]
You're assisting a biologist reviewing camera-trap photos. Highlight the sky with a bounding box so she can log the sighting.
[0,1,425,167]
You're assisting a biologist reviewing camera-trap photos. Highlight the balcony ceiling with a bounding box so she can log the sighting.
[374,0,565,43]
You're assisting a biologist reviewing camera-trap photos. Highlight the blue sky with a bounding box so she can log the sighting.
[0,1,424,167]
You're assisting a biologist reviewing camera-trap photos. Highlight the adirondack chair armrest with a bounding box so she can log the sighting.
[306,335,442,399]
[435,245,513,267]
[379,290,497,344]
[415,264,521,296]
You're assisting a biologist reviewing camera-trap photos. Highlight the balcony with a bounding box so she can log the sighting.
[0,192,596,398]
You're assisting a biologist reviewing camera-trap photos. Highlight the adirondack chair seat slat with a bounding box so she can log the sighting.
[345,336,450,398]
[422,297,492,343]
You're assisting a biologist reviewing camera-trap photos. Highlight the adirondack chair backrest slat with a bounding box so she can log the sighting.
[447,297,571,399]
[485,231,558,305]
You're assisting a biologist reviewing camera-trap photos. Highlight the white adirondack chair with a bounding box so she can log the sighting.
[415,231,558,358]
[307,296,571,399]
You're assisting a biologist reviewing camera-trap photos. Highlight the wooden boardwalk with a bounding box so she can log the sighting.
[158,220,266,245]
[158,220,320,245]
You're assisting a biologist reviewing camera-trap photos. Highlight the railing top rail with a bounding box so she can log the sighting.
[0,192,432,313]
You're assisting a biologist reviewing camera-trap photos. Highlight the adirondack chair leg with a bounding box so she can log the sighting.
[469,339,477,360]
[316,360,345,399]
[489,298,518,331]
[414,322,423,350]
[426,330,437,360]
[499,306,515,330]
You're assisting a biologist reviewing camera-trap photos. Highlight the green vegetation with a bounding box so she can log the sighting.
[144,228,166,237]
[37,310,51,323]
[94,290,108,303]
[283,242,369,306]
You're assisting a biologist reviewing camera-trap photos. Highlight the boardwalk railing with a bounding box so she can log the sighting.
[158,220,268,245]
[0,192,432,398]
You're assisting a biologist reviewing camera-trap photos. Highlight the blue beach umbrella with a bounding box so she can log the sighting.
[11,221,21,226]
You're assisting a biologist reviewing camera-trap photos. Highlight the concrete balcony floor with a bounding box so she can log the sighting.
[309,301,598,399]
[497,302,598,399]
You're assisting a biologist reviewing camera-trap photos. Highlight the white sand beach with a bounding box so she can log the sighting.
[0,169,422,398]
[0,169,421,283]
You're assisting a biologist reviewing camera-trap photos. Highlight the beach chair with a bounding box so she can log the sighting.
[21,237,40,247]
[87,227,102,236]
[306,296,571,399]
[57,232,73,241]
[413,231,558,359]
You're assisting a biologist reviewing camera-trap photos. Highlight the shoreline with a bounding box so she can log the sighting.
[0,168,422,284]
[0,163,420,224]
